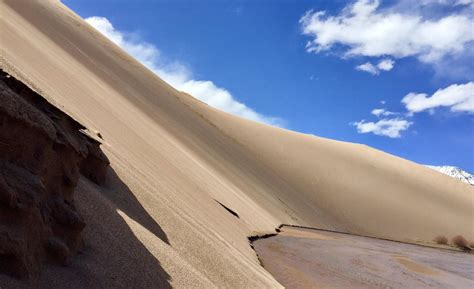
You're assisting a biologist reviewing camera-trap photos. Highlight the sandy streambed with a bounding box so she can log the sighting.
[253,226,474,288]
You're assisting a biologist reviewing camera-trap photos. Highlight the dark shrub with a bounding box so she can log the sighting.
[433,235,448,245]
[452,235,470,251]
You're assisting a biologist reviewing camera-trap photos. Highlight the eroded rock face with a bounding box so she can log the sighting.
[0,70,109,278]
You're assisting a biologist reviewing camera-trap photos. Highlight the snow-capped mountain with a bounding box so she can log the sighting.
[425,165,474,185]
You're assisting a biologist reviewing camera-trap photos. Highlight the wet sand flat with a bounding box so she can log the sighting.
[253,226,474,289]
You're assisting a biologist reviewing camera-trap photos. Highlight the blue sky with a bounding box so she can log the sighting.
[63,0,473,171]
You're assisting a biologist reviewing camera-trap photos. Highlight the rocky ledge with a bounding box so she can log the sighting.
[0,69,109,278]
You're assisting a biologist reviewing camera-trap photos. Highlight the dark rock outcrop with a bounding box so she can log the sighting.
[0,69,109,278]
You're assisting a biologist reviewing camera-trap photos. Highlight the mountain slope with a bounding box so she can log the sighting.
[0,0,472,288]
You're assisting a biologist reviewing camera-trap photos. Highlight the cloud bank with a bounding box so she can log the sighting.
[300,0,473,62]
[402,82,474,113]
[85,16,283,127]
[300,0,474,77]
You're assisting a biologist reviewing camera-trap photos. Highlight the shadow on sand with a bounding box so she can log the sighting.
[69,167,172,289]
[0,168,172,289]
[102,169,169,245]
[45,167,172,289]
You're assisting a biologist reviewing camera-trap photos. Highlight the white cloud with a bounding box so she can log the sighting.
[452,0,472,4]
[402,82,474,113]
[371,108,397,117]
[353,81,472,137]
[453,0,474,6]
[356,62,379,75]
[377,59,395,71]
[300,0,474,64]
[352,118,413,138]
[356,58,395,74]
[353,106,408,137]
[85,16,283,127]
[371,108,385,116]
[415,0,473,6]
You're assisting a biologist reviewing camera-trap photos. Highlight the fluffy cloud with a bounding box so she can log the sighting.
[353,106,408,138]
[352,118,413,138]
[300,0,473,64]
[371,108,397,117]
[356,58,395,75]
[402,82,474,113]
[377,59,395,71]
[352,81,472,137]
[356,62,379,75]
[85,16,283,127]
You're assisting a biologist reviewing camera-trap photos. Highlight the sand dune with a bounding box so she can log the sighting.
[0,0,472,287]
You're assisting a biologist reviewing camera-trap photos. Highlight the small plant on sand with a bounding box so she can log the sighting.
[433,235,448,245]
[452,235,470,251]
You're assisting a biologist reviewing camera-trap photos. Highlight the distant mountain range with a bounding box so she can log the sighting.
[426,165,474,185]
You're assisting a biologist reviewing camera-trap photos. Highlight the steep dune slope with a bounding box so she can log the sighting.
[183,96,474,241]
[0,0,472,288]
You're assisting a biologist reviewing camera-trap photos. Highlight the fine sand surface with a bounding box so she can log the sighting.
[0,0,473,287]
[253,226,474,288]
